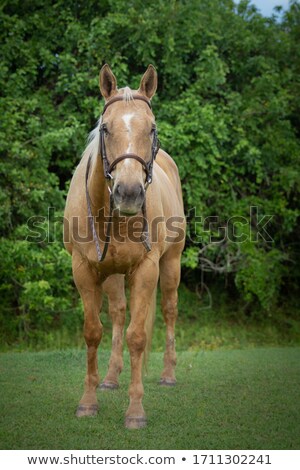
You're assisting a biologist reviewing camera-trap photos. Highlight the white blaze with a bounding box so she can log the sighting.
[123,113,135,132]
[122,113,135,158]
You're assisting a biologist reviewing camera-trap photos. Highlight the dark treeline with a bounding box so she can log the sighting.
[1,0,299,344]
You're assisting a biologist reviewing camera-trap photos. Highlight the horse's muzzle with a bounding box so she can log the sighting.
[113,182,145,215]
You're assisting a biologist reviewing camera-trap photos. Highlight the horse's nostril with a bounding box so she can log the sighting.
[114,183,125,199]
[138,184,144,197]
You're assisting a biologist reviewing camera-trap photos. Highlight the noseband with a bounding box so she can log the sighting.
[85,94,160,262]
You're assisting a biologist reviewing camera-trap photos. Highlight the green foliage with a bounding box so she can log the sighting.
[235,244,285,310]
[0,235,81,345]
[0,0,299,345]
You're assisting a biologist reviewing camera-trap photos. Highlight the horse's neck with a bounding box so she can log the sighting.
[88,154,110,217]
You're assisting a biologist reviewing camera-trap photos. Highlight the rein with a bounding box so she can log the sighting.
[85,94,159,262]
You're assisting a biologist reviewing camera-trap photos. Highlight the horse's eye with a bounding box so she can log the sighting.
[150,125,156,135]
[102,124,109,136]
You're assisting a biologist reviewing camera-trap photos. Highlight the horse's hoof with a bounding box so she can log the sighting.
[158,378,176,387]
[76,404,98,417]
[125,416,147,429]
[99,381,119,390]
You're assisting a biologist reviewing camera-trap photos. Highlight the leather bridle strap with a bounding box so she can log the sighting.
[108,153,151,182]
[102,94,152,114]
[85,152,114,262]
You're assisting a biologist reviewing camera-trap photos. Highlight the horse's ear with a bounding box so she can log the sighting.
[99,64,117,100]
[138,65,157,100]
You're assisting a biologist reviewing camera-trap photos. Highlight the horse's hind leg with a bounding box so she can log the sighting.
[100,274,126,390]
[159,250,181,386]
[72,252,102,417]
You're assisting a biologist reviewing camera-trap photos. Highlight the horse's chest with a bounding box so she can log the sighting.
[86,239,145,276]
[108,241,145,269]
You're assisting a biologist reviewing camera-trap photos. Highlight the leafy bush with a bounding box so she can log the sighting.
[0,235,81,344]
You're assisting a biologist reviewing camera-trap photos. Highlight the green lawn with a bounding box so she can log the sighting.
[0,348,299,450]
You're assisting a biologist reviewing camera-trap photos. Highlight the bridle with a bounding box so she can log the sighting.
[85,93,160,262]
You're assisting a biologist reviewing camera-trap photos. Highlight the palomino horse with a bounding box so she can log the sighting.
[64,64,186,429]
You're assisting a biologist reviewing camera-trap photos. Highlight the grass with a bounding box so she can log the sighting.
[0,347,300,449]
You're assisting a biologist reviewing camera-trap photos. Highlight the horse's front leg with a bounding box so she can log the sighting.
[72,252,103,417]
[125,257,159,429]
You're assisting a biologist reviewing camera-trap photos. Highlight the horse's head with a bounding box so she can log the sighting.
[99,64,158,216]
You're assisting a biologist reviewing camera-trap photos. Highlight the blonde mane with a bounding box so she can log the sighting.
[121,86,134,102]
[83,118,101,162]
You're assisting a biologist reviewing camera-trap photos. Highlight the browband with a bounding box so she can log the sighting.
[102,94,152,114]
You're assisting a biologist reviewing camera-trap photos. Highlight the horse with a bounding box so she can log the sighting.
[64,64,186,429]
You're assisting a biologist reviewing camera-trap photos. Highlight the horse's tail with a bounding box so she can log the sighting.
[143,285,157,373]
